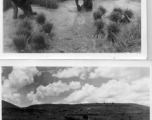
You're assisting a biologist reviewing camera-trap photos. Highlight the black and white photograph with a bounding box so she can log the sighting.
[2,0,147,59]
[1,60,151,120]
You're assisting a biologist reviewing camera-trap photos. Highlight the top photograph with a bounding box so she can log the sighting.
[2,0,147,59]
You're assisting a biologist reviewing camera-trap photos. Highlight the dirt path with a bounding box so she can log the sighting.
[3,0,141,53]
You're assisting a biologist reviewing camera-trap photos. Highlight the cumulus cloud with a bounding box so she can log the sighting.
[2,93,20,105]
[89,67,149,81]
[52,67,92,80]
[32,100,42,105]
[2,67,39,105]
[64,84,97,103]
[63,78,150,106]
[27,81,81,104]
[3,67,39,90]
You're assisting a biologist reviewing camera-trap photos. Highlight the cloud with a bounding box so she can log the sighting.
[63,78,150,106]
[89,67,149,81]
[64,84,97,103]
[3,67,39,90]
[2,67,39,105]
[32,100,42,105]
[3,93,20,105]
[27,81,81,104]
[52,67,92,80]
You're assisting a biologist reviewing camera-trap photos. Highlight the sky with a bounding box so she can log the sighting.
[1,66,150,107]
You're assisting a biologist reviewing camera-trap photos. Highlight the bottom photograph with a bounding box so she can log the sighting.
[1,60,151,120]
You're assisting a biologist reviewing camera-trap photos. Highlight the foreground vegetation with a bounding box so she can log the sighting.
[93,6,141,53]
[12,13,53,53]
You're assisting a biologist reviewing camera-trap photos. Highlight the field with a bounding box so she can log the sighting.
[3,0,141,53]
[2,100,150,120]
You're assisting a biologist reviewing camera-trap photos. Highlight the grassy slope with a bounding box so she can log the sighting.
[2,100,150,120]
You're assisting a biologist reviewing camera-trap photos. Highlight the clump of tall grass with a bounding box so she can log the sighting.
[109,12,123,23]
[98,6,107,15]
[113,7,123,13]
[19,19,32,30]
[109,7,134,23]
[12,35,27,52]
[107,23,120,43]
[16,28,32,38]
[93,6,106,20]
[31,32,48,51]
[36,13,46,24]
[93,11,103,20]
[42,22,53,34]
[124,9,134,18]
[94,19,105,38]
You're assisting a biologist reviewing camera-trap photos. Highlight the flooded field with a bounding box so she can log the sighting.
[3,0,141,53]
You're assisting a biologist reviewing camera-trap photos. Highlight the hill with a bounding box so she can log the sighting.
[2,101,150,120]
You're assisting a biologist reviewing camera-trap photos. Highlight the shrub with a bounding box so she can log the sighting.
[93,10,102,20]
[109,11,123,23]
[94,19,105,37]
[36,13,46,24]
[107,23,120,43]
[124,9,134,18]
[42,22,53,34]
[98,6,107,15]
[113,7,123,13]
[31,33,48,51]
[110,8,134,23]
[16,28,32,38]
[12,35,27,52]
[94,19,105,30]
[19,19,32,30]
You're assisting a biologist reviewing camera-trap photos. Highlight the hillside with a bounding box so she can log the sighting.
[2,100,150,120]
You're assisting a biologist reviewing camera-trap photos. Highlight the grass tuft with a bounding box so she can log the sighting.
[93,11,102,20]
[19,19,32,30]
[36,13,46,24]
[107,23,120,43]
[109,7,134,23]
[113,7,123,13]
[31,33,48,51]
[94,19,105,38]
[16,28,32,38]
[42,22,53,34]
[109,12,122,23]
[12,35,27,52]
[94,19,105,30]
[98,6,107,15]
[124,9,134,18]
